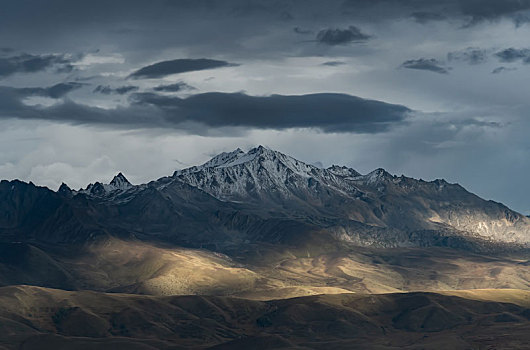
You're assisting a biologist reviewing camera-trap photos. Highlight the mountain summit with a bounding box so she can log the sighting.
[76,172,133,198]
[174,146,363,204]
[109,172,133,191]
[179,146,318,173]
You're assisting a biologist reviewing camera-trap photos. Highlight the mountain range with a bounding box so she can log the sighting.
[4,145,528,248]
[0,146,528,349]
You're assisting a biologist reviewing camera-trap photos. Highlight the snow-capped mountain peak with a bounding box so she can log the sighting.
[173,146,363,202]
[83,182,107,197]
[176,146,317,175]
[109,172,132,191]
[364,168,393,184]
[327,165,361,178]
[75,173,134,198]
[200,148,245,169]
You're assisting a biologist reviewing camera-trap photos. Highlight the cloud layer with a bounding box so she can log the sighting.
[93,85,139,95]
[315,26,371,45]
[153,82,195,92]
[130,59,237,79]
[0,53,78,78]
[495,48,530,63]
[133,92,411,132]
[401,58,450,74]
[0,88,411,134]
[19,82,84,98]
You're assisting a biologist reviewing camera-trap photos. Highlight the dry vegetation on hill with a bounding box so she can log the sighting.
[0,285,528,350]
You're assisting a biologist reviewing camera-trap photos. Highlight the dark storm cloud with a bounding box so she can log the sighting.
[494,48,530,63]
[0,86,161,127]
[316,26,371,45]
[0,53,78,78]
[153,82,195,92]
[93,85,139,95]
[491,66,517,74]
[456,118,502,128]
[0,88,410,134]
[1,1,528,65]
[93,86,112,94]
[322,61,346,66]
[130,59,238,79]
[131,92,410,133]
[293,27,312,34]
[342,0,530,25]
[411,12,447,23]
[447,48,488,65]
[401,58,449,74]
[458,0,530,22]
[3,1,529,26]
[17,82,84,99]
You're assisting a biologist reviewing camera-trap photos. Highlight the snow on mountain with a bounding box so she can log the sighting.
[70,146,385,203]
[55,146,530,246]
[364,168,393,184]
[170,146,530,245]
[173,145,364,202]
[188,148,246,171]
[327,165,361,178]
[186,146,318,175]
[75,173,134,198]
[170,145,451,203]
[109,173,133,191]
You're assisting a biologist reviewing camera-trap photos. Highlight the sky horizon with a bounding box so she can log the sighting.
[1,0,530,214]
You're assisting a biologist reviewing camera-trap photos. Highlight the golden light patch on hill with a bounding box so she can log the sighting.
[53,240,528,300]
[67,238,268,296]
[234,286,354,300]
[440,289,530,307]
[241,245,530,297]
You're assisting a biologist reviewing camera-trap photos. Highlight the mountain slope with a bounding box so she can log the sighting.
[0,237,527,298]
[0,285,528,350]
[172,146,530,247]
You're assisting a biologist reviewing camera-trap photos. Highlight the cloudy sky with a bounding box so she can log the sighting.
[1,0,530,214]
